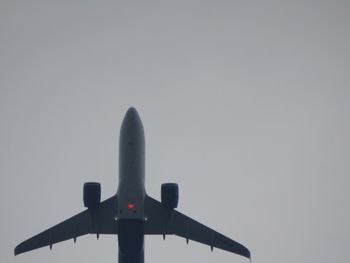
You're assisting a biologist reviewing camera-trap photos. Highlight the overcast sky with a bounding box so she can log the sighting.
[1,1,349,263]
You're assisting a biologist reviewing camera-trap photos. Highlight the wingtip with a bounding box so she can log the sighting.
[243,246,251,261]
[14,243,25,256]
[14,246,19,256]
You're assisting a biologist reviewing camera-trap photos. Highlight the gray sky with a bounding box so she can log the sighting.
[1,1,349,263]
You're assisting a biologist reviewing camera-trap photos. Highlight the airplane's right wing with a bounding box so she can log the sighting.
[144,195,250,260]
[15,195,118,256]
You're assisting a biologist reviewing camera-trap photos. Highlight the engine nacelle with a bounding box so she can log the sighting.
[83,182,101,210]
[161,183,179,210]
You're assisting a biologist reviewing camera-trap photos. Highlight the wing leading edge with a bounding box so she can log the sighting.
[144,195,250,260]
[14,195,118,255]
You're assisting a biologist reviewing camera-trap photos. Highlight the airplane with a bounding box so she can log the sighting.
[14,107,251,263]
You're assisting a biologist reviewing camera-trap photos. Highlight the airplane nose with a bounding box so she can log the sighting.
[121,107,144,137]
[120,107,145,152]
[123,107,142,127]
[125,107,140,120]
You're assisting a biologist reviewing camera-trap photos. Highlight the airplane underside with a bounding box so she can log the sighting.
[14,107,250,263]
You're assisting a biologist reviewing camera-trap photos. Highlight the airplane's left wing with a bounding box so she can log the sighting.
[15,195,117,255]
[144,195,250,260]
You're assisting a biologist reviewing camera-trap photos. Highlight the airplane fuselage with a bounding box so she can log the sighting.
[117,108,146,263]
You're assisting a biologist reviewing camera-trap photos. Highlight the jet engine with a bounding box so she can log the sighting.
[161,183,179,210]
[83,182,101,210]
